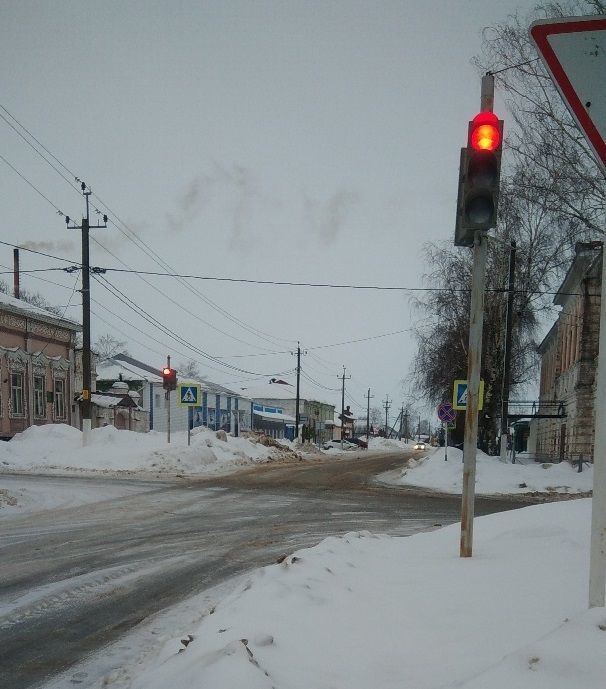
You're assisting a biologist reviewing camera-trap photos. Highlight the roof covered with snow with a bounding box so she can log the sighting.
[241,379,333,407]
[0,290,80,330]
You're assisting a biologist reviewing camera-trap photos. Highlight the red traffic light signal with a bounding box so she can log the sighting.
[469,112,501,152]
[455,111,504,247]
[162,367,177,391]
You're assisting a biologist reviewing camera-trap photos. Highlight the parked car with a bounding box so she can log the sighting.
[322,439,357,451]
[348,437,368,449]
[413,441,427,451]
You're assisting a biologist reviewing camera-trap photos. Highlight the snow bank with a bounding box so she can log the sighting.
[386,445,593,496]
[0,423,287,478]
[111,499,605,689]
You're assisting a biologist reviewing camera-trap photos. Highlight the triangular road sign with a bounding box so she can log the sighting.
[530,16,606,172]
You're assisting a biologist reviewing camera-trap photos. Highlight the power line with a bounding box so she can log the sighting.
[92,273,296,378]
[0,241,588,297]
[0,102,293,347]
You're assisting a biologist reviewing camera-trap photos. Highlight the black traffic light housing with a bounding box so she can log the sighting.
[455,111,504,247]
[162,367,177,391]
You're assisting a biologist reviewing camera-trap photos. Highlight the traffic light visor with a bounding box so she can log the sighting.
[470,112,501,152]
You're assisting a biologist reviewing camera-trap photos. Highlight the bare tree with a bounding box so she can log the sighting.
[474,0,605,236]
[178,359,202,379]
[0,280,63,316]
[93,334,129,360]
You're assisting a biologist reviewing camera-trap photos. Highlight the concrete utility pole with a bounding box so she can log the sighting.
[398,406,404,440]
[500,240,516,462]
[339,367,351,448]
[166,354,171,444]
[295,342,301,440]
[66,183,107,447]
[460,75,493,558]
[366,388,374,444]
[403,409,409,442]
[383,395,391,438]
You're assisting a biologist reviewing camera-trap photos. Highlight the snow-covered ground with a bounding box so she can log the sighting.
[42,498,605,689]
[0,423,294,477]
[3,425,604,687]
[379,445,593,496]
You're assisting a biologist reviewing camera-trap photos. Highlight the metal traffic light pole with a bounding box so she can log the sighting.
[460,74,494,558]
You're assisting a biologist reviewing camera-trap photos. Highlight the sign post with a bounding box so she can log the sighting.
[177,383,202,448]
[437,402,456,462]
[530,15,606,608]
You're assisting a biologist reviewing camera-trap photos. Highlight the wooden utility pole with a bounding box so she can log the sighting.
[366,388,374,444]
[338,367,351,447]
[500,240,516,462]
[66,183,107,447]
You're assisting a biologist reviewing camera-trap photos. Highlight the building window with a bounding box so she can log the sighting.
[54,378,66,420]
[34,375,46,419]
[10,372,25,417]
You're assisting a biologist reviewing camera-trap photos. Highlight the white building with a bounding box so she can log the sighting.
[96,354,251,435]
[241,378,335,441]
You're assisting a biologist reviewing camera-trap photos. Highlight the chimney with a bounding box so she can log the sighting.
[13,248,20,299]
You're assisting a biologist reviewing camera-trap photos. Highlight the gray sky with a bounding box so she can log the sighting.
[0,0,540,419]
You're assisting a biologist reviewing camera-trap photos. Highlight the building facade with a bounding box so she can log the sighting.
[0,292,80,439]
[241,379,335,442]
[96,354,251,435]
[535,242,602,462]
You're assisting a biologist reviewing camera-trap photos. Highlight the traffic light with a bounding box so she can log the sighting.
[162,367,177,391]
[455,111,504,247]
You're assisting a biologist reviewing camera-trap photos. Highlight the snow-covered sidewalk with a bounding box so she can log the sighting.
[42,498,606,689]
[379,445,593,497]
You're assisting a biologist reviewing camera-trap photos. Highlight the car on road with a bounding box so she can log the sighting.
[322,439,357,451]
[413,441,427,451]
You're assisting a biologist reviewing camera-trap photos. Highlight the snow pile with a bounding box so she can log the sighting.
[368,436,412,451]
[0,424,289,477]
[391,446,593,496]
[116,499,605,689]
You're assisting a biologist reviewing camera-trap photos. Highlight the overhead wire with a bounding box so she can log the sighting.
[0,101,294,347]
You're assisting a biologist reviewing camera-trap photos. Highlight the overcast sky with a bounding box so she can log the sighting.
[0,0,542,421]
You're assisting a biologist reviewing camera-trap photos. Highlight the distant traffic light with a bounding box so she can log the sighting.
[455,111,504,247]
[162,367,177,391]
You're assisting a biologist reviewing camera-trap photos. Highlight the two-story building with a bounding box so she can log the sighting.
[241,378,335,442]
[0,291,80,439]
[535,241,602,462]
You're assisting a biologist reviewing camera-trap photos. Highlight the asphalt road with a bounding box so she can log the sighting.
[0,450,525,689]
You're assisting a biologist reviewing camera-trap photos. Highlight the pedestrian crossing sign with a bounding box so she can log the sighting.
[177,383,201,407]
[452,379,484,411]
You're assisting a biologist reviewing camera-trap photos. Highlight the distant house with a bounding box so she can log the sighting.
[327,405,355,440]
[241,378,335,442]
[0,290,80,439]
[96,354,251,435]
[534,241,602,462]
[90,381,148,432]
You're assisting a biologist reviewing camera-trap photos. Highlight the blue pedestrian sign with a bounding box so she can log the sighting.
[452,379,484,411]
[177,383,201,407]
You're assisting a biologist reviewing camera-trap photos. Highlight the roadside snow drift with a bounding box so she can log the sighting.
[389,446,593,496]
[113,499,605,689]
[0,424,288,477]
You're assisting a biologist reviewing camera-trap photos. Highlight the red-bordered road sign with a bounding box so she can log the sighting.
[530,16,606,172]
[437,401,456,424]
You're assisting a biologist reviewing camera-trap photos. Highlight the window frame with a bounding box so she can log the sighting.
[33,374,46,419]
[10,371,25,418]
[54,377,66,420]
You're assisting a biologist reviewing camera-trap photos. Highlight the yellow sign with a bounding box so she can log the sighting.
[81,389,90,401]
[452,379,484,411]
